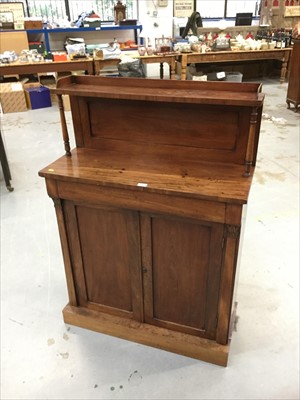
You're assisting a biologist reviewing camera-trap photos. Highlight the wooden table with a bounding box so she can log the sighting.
[0,58,95,77]
[179,48,292,83]
[93,58,121,76]
[134,54,177,80]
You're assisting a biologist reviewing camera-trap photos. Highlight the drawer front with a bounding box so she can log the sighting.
[57,180,226,224]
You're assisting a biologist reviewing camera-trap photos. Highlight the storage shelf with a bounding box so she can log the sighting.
[24,24,142,33]
[1,25,143,52]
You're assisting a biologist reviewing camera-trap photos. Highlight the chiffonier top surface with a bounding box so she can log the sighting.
[55,75,264,106]
[39,147,254,204]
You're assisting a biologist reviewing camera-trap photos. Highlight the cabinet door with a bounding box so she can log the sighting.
[63,201,143,321]
[141,214,224,340]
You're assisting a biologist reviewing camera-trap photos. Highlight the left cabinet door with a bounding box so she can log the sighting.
[63,200,143,321]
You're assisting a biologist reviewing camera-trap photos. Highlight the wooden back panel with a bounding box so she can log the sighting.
[55,76,264,166]
[71,96,251,165]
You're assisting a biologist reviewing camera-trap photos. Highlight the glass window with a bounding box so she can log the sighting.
[27,0,66,20]
[26,0,136,22]
[196,0,259,18]
[226,0,258,17]
[68,0,136,22]
[68,0,114,21]
[196,1,225,18]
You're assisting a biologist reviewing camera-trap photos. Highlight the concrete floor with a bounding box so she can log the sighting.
[0,78,299,400]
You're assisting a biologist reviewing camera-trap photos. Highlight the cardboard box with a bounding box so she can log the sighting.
[24,19,43,30]
[83,20,101,28]
[0,31,29,54]
[0,82,27,113]
[23,82,41,108]
[24,85,51,110]
[62,94,71,111]
[38,76,57,104]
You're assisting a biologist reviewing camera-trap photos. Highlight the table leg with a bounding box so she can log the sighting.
[94,60,100,76]
[180,54,187,80]
[87,61,95,75]
[280,57,288,83]
[170,59,176,80]
[160,63,164,79]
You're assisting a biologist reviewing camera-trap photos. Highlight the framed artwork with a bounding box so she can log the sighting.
[174,0,195,18]
[0,2,25,22]
[284,6,300,16]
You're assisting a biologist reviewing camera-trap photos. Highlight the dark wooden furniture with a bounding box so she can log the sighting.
[0,129,13,191]
[179,48,292,83]
[39,76,265,366]
[287,40,300,110]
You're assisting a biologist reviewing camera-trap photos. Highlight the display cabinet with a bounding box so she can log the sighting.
[39,76,264,366]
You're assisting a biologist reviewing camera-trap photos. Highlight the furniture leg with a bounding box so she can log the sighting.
[0,130,14,192]
[160,63,164,79]
[170,59,176,80]
[180,54,187,80]
[280,58,289,83]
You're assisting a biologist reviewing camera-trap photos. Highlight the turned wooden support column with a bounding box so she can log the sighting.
[160,63,164,79]
[57,94,71,156]
[244,107,258,177]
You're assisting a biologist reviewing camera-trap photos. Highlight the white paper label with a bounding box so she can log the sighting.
[217,71,226,79]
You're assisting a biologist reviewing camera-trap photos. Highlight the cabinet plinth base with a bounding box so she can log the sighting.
[63,304,229,367]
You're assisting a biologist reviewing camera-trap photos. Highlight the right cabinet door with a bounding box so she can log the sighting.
[141,213,224,340]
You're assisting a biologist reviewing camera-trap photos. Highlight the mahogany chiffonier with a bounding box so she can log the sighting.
[39,76,264,366]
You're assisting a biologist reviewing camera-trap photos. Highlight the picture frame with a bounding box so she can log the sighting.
[174,0,195,18]
[0,2,25,22]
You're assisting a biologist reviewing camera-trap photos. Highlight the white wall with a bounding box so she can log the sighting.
[138,0,173,77]
[138,0,173,41]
